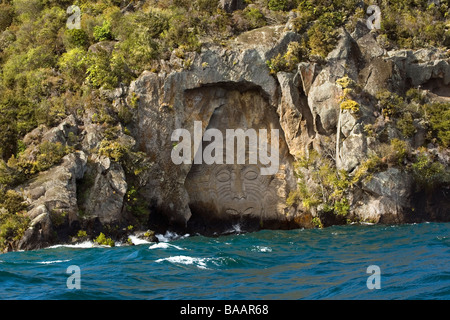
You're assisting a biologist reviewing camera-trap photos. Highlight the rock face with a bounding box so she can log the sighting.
[19,151,87,250]
[184,88,296,233]
[10,22,450,251]
[219,0,247,13]
[126,25,310,232]
[81,155,127,224]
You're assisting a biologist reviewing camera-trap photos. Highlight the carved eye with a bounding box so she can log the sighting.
[226,209,239,215]
[216,170,231,182]
[244,170,258,180]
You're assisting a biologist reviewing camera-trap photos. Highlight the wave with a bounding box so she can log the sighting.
[148,243,184,250]
[155,255,210,269]
[36,259,71,265]
[251,246,272,252]
[156,231,190,242]
[128,236,152,246]
[155,255,241,270]
[46,241,95,249]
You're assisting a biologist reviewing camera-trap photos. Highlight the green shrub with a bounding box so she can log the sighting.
[266,41,306,74]
[423,102,450,148]
[58,47,88,81]
[0,212,29,251]
[98,139,129,163]
[94,232,115,247]
[378,1,448,49]
[3,141,69,184]
[376,90,404,119]
[364,124,375,137]
[161,14,201,52]
[64,28,89,49]
[284,41,306,70]
[243,7,266,29]
[50,210,67,227]
[288,150,361,218]
[268,0,295,11]
[0,189,27,215]
[336,76,356,89]
[126,185,151,224]
[76,230,88,239]
[93,20,113,42]
[35,141,68,172]
[340,99,360,113]
[143,230,156,239]
[0,189,29,251]
[350,154,383,185]
[195,0,219,13]
[307,20,339,58]
[0,3,14,32]
[85,49,118,89]
[0,106,18,161]
[396,112,416,138]
[113,12,163,75]
[311,217,323,228]
[412,147,449,189]
[406,88,427,105]
[389,138,409,166]
[266,53,286,74]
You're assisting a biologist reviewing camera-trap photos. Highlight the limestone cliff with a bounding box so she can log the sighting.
[6,22,450,252]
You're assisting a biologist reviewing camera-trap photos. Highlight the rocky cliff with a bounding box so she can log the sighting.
[5,21,450,252]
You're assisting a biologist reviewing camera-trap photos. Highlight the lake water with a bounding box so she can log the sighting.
[0,223,449,300]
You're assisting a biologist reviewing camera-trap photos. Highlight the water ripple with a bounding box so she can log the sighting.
[0,223,448,299]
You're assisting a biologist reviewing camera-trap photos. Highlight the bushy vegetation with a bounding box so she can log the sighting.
[378,0,449,49]
[0,0,446,171]
[424,102,450,148]
[287,149,378,222]
[0,189,29,251]
[376,89,450,149]
[266,41,307,73]
[412,147,449,190]
[0,0,447,237]
[94,232,115,247]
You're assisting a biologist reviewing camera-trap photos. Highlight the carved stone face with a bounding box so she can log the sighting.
[184,88,292,231]
[213,164,265,217]
[186,161,277,224]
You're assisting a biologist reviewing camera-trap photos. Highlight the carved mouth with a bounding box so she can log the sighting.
[225,207,255,215]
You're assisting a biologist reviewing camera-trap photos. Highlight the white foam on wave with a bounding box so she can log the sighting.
[46,241,95,249]
[252,246,272,252]
[149,242,184,250]
[155,255,209,269]
[128,236,151,245]
[156,231,190,242]
[155,255,236,270]
[37,259,70,264]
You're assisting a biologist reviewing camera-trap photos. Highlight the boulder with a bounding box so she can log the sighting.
[82,156,127,224]
[387,48,450,88]
[18,151,87,250]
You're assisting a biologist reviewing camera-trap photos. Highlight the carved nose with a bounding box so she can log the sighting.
[233,190,246,200]
[232,170,246,200]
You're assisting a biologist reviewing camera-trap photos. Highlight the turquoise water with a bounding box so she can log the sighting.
[0,223,449,300]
